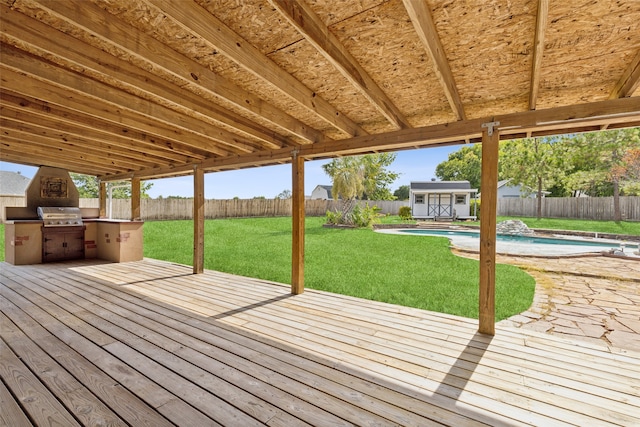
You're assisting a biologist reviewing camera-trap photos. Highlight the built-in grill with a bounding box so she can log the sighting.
[37,206,84,227]
[37,207,85,263]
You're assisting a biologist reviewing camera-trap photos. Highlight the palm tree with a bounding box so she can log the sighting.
[322,156,364,224]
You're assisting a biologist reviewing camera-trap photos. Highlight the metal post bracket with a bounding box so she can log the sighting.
[481,121,501,136]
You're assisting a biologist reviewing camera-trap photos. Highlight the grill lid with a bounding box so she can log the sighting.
[37,206,84,227]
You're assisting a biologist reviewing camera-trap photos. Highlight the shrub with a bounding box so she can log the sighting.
[470,199,481,220]
[398,206,412,220]
[349,203,381,228]
[325,210,342,225]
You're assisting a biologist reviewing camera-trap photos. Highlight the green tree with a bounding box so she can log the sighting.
[619,147,640,195]
[275,189,292,199]
[323,156,364,221]
[435,144,482,189]
[70,173,152,198]
[322,153,399,224]
[361,153,399,200]
[564,128,640,220]
[500,137,565,219]
[393,185,410,200]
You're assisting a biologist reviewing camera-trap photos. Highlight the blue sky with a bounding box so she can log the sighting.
[0,144,464,199]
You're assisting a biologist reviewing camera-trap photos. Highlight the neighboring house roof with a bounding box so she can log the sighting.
[479,179,551,198]
[410,181,474,191]
[311,184,335,199]
[497,179,512,188]
[0,171,32,196]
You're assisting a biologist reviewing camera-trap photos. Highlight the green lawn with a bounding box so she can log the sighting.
[143,217,534,321]
[487,216,640,236]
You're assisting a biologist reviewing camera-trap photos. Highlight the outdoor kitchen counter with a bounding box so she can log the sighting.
[4,220,44,265]
[4,219,143,265]
[83,219,144,263]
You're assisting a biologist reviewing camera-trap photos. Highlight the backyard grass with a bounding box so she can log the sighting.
[143,217,535,321]
[488,216,640,236]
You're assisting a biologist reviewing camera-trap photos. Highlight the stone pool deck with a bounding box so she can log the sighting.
[454,250,640,353]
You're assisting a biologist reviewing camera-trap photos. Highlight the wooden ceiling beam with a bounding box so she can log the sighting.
[0,91,208,162]
[529,0,549,110]
[610,49,640,99]
[102,97,640,181]
[146,0,367,138]
[402,0,466,121]
[0,124,157,171]
[30,0,324,145]
[0,113,170,168]
[0,46,258,156]
[269,0,410,130]
[0,141,117,175]
[0,6,289,151]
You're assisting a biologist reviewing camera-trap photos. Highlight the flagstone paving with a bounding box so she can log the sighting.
[454,251,640,353]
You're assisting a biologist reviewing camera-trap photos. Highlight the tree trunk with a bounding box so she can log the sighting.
[613,177,622,222]
[341,197,357,224]
[537,176,543,219]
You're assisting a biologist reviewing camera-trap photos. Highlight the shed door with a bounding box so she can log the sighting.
[428,194,451,216]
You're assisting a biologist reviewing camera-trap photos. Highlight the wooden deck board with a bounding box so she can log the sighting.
[1,259,639,426]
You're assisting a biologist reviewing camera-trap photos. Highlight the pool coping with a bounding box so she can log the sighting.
[373,223,640,260]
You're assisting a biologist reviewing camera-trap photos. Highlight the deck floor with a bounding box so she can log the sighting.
[1,259,639,426]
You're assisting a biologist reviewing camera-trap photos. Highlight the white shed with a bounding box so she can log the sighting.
[410,181,478,220]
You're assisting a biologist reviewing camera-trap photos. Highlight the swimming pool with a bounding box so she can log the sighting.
[376,228,640,256]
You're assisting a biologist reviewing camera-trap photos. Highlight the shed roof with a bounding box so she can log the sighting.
[1,0,639,180]
[411,181,473,191]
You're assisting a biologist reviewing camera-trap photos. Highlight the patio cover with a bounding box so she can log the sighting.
[1,0,638,177]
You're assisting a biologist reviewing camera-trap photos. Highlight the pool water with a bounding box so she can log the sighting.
[375,228,639,256]
[401,229,623,248]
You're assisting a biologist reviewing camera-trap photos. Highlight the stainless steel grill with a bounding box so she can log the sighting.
[37,206,84,227]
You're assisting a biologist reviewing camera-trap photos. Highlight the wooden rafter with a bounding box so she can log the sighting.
[610,49,640,99]
[102,97,640,181]
[0,0,637,181]
[0,142,134,176]
[0,91,207,162]
[402,0,466,121]
[0,121,160,171]
[270,0,410,130]
[0,104,187,166]
[0,53,241,157]
[146,0,367,138]
[0,10,285,152]
[0,142,116,175]
[18,2,322,146]
[529,0,549,110]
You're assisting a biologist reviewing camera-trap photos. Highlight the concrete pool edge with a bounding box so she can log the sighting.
[374,225,640,259]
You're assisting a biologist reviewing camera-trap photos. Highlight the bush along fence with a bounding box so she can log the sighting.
[497,196,640,221]
[77,198,408,221]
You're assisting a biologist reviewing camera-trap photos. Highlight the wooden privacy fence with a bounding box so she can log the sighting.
[497,196,640,221]
[5,195,639,222]
[78,198,408,221]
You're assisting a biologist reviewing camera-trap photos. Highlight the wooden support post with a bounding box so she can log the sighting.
[291,153,305,294]
[99,181,107,218]
[131,177,141,221]
[479,121,500,335]
[193,166,205,274]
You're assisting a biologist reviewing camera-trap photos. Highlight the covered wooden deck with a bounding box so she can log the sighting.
[1,259,639,427]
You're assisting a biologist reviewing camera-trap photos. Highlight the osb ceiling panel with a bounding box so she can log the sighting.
[0,0,638,180]
[537,0,640,109]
